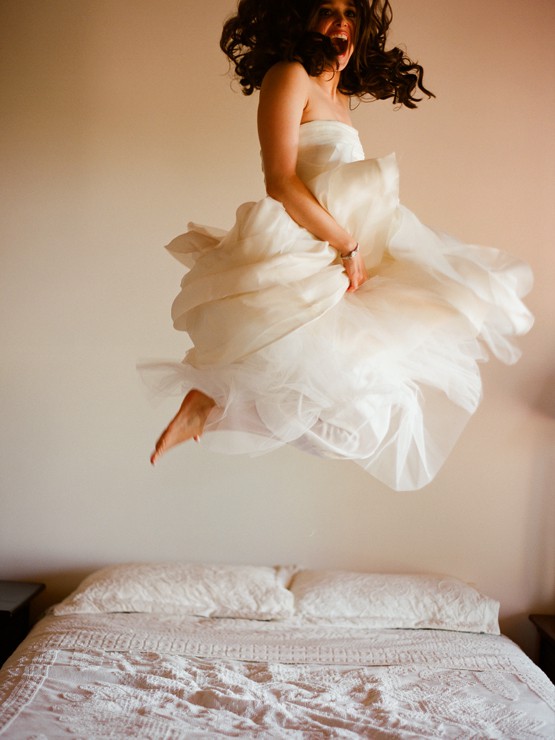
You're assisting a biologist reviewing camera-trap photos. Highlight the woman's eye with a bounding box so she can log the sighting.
[316,6,356,20]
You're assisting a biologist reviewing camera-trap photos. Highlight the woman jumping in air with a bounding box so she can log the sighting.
[146,0,532,490]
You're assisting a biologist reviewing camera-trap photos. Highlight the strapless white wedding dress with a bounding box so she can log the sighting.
[144,120,533,490]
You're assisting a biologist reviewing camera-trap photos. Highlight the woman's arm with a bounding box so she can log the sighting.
[257,62,367,292]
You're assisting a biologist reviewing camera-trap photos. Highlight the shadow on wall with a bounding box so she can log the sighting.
[530,368,555,608]
[534,370,555,419]
[511,368,555,659]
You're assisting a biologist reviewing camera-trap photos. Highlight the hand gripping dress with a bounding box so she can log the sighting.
[146,120,533,491]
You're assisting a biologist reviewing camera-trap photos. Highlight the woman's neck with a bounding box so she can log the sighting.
[315,66,342,99]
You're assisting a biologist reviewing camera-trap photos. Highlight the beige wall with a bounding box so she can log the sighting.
[1,0,554,657]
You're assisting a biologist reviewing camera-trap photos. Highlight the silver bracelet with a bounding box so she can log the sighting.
[340,243,359,260]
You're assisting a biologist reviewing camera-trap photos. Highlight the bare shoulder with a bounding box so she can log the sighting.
[258,61,308,163]
[261,61,310,93]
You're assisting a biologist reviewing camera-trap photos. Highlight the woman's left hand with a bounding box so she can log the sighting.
[343,252,368,293]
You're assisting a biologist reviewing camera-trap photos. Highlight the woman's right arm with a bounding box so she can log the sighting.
[257,62,367,292]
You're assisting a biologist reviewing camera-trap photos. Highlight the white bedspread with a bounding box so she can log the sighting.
[1,613,554,738]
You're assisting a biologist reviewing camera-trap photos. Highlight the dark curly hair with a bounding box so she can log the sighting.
[220,0,433,108]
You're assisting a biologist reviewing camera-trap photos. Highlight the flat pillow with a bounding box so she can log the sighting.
[290,570,500,634]
[52,562,295,620]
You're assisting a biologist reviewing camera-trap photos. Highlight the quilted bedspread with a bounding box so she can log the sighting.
[1,613,554,738]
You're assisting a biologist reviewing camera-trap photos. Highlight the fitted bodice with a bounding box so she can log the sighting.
[296,120,365,183]
[294,120,399,268]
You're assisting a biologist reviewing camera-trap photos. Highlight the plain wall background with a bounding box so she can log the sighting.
[1,0,554,657]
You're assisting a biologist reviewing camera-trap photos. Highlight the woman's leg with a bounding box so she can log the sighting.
[150,389,216,465]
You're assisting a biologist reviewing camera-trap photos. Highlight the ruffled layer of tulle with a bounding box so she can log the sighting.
[141,131,533,490]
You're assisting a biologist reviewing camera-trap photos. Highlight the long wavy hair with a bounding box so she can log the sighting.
[220,0,433,108]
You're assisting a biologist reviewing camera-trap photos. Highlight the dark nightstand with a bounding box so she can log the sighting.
[0,580,45,666]
[529,614,555,684]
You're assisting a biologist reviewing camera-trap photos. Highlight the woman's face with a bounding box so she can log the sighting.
[309,0,358,71]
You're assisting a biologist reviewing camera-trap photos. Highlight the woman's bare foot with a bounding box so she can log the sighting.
[150,389,216,466]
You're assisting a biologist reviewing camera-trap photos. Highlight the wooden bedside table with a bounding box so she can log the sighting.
[529,614,555,684]
[0,580,45,666]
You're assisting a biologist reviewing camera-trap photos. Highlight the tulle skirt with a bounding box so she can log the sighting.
[142,148,533,491]
[142,189,532,490]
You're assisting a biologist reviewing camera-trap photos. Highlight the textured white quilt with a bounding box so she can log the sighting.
[1,613,553,738]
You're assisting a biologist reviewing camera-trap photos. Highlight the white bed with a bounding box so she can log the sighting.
[1,563,553,738]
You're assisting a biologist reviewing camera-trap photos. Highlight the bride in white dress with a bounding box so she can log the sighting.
[146,0,533,490]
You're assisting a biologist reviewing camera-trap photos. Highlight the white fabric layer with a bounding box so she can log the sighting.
[1,614,553,738]
[142,120,533,490]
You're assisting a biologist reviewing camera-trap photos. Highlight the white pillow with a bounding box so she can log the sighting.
[290,570,500,634]
[52,562,295,620]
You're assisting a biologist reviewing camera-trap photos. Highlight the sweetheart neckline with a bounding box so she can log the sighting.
[300,119,358,133]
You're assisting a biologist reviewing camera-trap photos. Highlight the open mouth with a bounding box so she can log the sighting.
[329,34,349,56]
